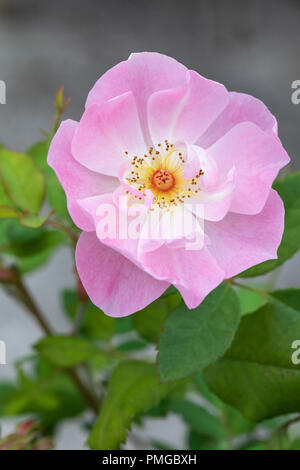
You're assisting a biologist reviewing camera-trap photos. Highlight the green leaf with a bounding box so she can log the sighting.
[35,336,102,367]
[171,399,225,440]
[117,339,148,352]
[236,282,267,316]
[61,289,116,341]
[158,284,241,381]
[1,364,86,427]
[133,290,182,343]
[61,289,78,320]
[88,361,174,450]
[204,289,300,421]
[83,304,116,341]
[240,172,300,277]
[0,206,20,219]
[27,141,49,172]
[0,149,45,214]
[188,430,227,450]
[7,229,67,272]
[28,140,70,221]
[0,383,18,415]
[193,372,222,408]
[46,167,70,221]
[115,316,133,334]
[19,214,48,228]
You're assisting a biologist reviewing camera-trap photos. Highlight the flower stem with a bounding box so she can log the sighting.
[45,219,79,245]
[229,279,269,298]
[12,268,100,415]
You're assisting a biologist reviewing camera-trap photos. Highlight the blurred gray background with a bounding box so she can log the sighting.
[0,0,300,449]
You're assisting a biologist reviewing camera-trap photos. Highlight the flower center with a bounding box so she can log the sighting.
[124,140,204,210]
[151,169,175,192]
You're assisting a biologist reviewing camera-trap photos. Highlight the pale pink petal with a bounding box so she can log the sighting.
[148,70,229,146]
[86,59,131,109]
[183,144,202,179]
[78,193,140,265]
[140,245,225,309]
[189,166,236,222]
[76,232,169,317]
[72,92,146,176]
[207,122,290,215]
[198,91,278,149]
[47,119,118,231]
[86,52,188,144]
[205,189,284,278]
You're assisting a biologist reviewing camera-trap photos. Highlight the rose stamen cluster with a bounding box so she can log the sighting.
[124,140,204,210]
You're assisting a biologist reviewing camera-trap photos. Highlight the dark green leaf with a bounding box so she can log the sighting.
[133,291,181,343]
[158,284,240,381]
[83,304,116,341]
[204,289,300,421]
[117,339,148,352]
[7,229,67,273]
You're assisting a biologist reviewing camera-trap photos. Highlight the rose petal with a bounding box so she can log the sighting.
[47,119,118,231]
[76,231,169,317]
[205,189,284,278]
[207,122,290,215]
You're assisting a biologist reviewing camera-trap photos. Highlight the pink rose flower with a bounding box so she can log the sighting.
[48,52,290,317]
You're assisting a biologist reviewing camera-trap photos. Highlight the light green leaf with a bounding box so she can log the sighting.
[240,172,300,277]
[133,290,182,343]
[158,284,240,381]
[35,336,102,367]
[204,289,300,421]
[0,206,20,219]
[88,361,174,450]
[236,283,267,316]
[0,149,45,214]
[19,214,48,228]
[46,167,70,221]
[27,141,48,172]
[28,140,70,221]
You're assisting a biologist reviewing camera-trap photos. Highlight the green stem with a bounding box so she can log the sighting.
[45,219,78,245]
[12,269,100,415]
[229,279,270,298]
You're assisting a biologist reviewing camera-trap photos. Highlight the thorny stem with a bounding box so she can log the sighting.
[11,269,100,415]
